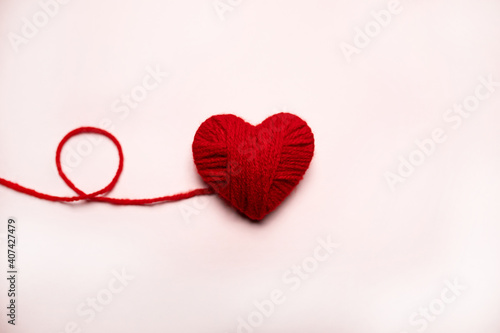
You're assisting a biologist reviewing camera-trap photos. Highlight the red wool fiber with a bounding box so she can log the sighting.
[0,113,314,221]
[192,113,314,220]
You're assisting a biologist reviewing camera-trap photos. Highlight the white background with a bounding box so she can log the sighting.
[1,0,500,332]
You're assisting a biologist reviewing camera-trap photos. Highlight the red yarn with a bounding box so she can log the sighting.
[0,127,214,205]
[0,113,314,220]
[192,113,314,220]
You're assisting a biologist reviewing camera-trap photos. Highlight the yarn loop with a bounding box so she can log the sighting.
[0,127,213,205]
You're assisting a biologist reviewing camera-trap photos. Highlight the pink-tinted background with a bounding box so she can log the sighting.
[1,0,500,332]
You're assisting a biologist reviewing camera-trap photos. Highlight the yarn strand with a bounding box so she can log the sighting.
[0,127,214,205]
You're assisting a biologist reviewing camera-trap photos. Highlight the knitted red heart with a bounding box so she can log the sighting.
[192,113,314,220]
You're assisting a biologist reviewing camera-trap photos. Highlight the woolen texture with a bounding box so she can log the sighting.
[192,113,314,221]
[0,127,214,204]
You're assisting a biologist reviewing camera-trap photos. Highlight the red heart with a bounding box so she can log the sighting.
[192,113,314,220]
